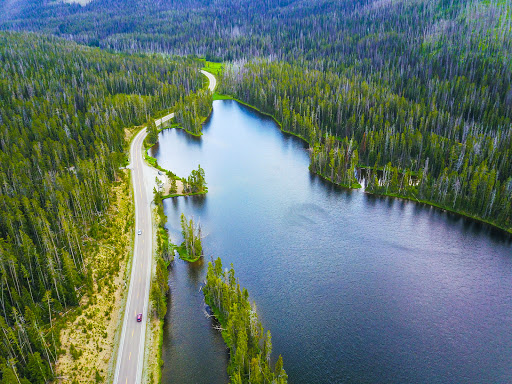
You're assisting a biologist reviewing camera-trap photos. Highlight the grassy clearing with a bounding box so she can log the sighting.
[200,60,224,77]
[55,169,134,383]
[213,93,233,100]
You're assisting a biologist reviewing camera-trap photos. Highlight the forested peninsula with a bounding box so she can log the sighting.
[204,259,288,384]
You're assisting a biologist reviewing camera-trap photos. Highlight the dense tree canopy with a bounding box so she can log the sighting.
[1,0,510,232]
[0,32,202,382]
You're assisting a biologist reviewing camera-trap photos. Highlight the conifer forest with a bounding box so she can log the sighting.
[0,33,202,381]
[0,0,511,383]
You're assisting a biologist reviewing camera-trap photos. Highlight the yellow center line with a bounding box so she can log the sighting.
[132,329,134,337]
[129,351,131,360]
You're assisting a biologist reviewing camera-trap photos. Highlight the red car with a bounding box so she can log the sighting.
[137,313,142,322]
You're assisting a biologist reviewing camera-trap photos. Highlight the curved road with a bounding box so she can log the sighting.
[113,70,216,384]
[200,69,217,93]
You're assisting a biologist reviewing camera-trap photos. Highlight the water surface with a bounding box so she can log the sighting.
[154,100,512,384]
[161,257,229,384]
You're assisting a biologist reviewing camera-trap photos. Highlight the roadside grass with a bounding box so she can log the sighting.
[143,317,164,384]
[55,170,134,383]
[142,207,165,384]
[200,59,223,93]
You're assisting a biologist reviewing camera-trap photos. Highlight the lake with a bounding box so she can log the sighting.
[152,100,512,384]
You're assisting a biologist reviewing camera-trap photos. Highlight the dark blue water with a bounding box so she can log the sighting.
[153,100,512,384]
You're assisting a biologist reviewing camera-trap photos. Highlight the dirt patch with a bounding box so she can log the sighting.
[55,170,134,383]
[125,126,143,144]
[155,173,184,196]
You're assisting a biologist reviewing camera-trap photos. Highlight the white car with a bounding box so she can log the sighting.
[138,229,142,235]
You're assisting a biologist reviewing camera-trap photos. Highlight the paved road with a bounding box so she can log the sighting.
[113,126,154,384]
[149,70,215,128]
[200,69,217,92]
[113,70,215,384]
[154,111,175,127]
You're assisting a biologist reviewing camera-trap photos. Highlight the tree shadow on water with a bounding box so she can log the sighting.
[188,193,207,209]
[186,257,205,287]
[149,141,161,157]
[309,171,355,202]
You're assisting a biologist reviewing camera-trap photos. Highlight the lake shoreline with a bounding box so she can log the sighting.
[155,97,512,383]
[214,94,512,236]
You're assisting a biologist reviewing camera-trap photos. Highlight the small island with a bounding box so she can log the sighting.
[176,213,203,263]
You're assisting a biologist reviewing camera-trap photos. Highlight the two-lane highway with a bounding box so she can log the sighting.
[113,70,215,384]
[113,126,154,384]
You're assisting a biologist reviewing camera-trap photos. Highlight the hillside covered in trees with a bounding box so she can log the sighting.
[215,1,512,230]
[0,0,510,231]
[219,51,511,230]
[0,32,202,382]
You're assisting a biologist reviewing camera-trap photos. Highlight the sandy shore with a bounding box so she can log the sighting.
[155,172,185,196]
